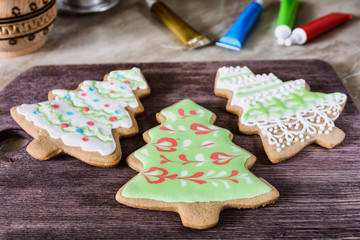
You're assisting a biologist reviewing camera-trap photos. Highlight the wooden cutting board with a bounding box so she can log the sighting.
[0,60,359,239]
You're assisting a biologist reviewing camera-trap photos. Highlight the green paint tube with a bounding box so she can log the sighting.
[274,0,301,45]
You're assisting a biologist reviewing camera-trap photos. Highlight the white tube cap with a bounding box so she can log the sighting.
[275,25,292,46]
[284,28,307,46]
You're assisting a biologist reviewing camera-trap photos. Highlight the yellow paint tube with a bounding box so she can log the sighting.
[147,0,210,49]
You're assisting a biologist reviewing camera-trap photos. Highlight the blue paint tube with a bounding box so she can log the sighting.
[216,0,263,51]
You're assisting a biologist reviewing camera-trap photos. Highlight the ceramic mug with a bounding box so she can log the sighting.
[0,0,57,58]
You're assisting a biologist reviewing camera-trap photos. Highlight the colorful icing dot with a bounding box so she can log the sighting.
[110,82,114,85]
[87,121,94,126]
[33,110,40,114]
[82,137,89,142]
[65,95,71,100]
[66,112,73,115]
[93,99,99,102]
[117,74,123,78]
[61,123,69,128]
[120,86,126,90]
[51,104,59,109]
[104,104,110,108]
[89,87,95,91]
[76,128,84,133]
[110,90,115,94]
[124,80,131,84]
[82,107,89,112]
[115,110,121,114]
[109,117,117,122]
[81,93,87,97]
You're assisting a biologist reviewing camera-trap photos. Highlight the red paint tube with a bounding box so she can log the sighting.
[284,13,353,46]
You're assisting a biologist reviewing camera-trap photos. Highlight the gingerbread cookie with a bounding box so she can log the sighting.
[116,99,279,229]
[214,66,347,163]
[11,67,150,167]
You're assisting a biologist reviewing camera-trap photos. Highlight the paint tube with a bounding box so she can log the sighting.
[216,0,263,51]
[275,0,301,45]
[147,0,210,49]
[284,13,353,46]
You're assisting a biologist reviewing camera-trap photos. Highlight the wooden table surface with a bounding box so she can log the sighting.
[0,60,359,239]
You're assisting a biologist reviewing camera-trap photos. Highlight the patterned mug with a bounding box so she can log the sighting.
[0,0,57,58]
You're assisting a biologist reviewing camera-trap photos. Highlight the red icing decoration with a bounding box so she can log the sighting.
[61,123,69,128]
[189,110,196,115]
[109,117,117,121]
[197,142,216,148]
[151,137,178,152]
[159,126,185,133]
[159,153,240,166]
[160,126,172,131]
[142,167,168,184]
[82,107,89,112]
[226,170,240,183]
[190,123,217,135]
[210,152,243,165]
[141,167,207,184]
[178,154,193,165]
[178,109,185,117]
[82,137,89,142]
[104,104,110,107]
[110,90,115,94]
[51,104,59,109]
[124,80,131,84]
[81,93,87,97]
[178,108,197,119]
[160,155,176,164]
[87,121,94,126]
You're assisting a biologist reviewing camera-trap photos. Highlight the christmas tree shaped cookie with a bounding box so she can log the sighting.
[214,66,347,163]
[10,67,150,167]
[116,99,279,229]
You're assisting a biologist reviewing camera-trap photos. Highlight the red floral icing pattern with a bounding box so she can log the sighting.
[141,167,240,185]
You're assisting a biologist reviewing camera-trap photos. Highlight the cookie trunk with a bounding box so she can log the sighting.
[176,203,221,229]
[315,127,345,148]
[27,136,63,160]
[11,106,62,159]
